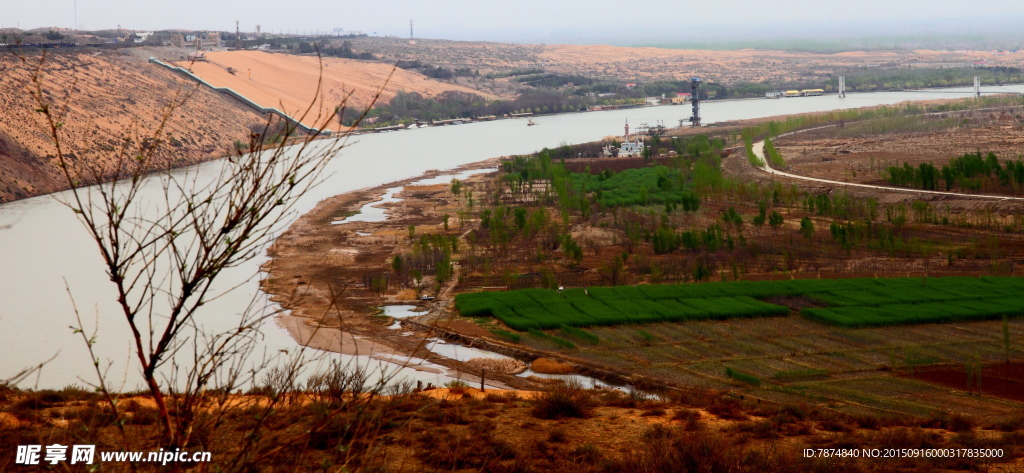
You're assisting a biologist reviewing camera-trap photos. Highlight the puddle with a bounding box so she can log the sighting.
[371,353,510,389]
[372,354,448,375]
[331,186,402,224]
[411,168,493,186]
[330,169,494,226]
[424,338,516,362]
[379,305,424,318]
[379,305,425,329]
[518,369,629,392]
[355,231,372,236]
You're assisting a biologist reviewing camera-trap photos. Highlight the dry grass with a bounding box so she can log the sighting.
[1,382,1022,472]
[531,357,574,374]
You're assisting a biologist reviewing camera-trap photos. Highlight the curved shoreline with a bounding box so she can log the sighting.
[260,158,542,388]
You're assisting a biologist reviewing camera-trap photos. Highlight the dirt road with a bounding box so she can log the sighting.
[752,133,1024,202]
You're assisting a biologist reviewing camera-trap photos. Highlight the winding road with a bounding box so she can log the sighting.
[752,133,1024,202]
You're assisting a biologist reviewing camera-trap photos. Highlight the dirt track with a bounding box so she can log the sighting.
[752,136,1024,202]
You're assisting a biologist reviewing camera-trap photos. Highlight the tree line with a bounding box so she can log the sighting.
[886,151,1024,193]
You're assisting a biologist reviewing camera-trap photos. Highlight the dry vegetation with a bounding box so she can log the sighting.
[2,381,1022,472]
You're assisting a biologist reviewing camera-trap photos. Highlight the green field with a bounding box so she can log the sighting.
[455,277,1024,330]
[568,166,699,208]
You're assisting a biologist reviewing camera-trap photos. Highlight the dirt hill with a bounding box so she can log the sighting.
[0,49,498,203]
[348,36,1021,85]
[173,51,500,129]
[0,51,268,203]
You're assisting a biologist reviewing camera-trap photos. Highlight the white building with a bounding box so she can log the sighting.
[603,120,645,157]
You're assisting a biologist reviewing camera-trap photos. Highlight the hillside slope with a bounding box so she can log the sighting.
[0,49,493,203]
[0,51,267,203]
[175,51,499,128]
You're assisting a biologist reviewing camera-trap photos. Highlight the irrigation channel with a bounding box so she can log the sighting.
[3,85,1023,390]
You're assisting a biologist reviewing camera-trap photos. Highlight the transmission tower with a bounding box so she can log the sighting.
[409,19,415,45]
[236,20,241,49]
[688,77,702,127]
[838,76,846,98]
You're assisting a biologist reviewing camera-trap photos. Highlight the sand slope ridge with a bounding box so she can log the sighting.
[0,51,268,203]
[176,51,498,129]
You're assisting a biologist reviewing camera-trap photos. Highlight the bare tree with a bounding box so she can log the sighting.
[18,49,387,449]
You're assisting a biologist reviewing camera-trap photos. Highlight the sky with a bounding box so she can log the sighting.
[4,0,1024,45]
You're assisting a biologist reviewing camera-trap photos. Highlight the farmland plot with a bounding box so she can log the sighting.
[456,277,1024,418]
[456,276,1024,330]
[510,315,1024,418]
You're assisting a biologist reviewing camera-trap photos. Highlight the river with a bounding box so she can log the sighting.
[2,85,1020,389]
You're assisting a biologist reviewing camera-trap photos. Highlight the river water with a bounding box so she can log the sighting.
[2,85,1020,389]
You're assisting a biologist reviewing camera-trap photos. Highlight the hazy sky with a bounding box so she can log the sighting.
[4,0,1024,44]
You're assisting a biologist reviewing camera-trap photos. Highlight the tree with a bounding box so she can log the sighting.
[600,254,626,285]
[21,50,382,449]
[800,217,815,241]
[561,234,583,265]
[514,207,527,231]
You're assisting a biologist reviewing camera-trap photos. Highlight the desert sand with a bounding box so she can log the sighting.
[349,36,1016,85]
[175,51,499,129]
[0,51,267,202]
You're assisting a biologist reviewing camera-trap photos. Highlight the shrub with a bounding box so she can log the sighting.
[531,380,593,419]
[725,367,762,387]
[559,324,600,344]
[445,380,471,395]
[527,328,576,349]
[991,415,1024,432]
[484,390,520,404]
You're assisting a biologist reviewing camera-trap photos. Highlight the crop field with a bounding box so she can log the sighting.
[456,276,1024,330]
[568,166,699,207]
[458,277,1024,417]
[455,286,791,330]
[481,311,1024,419]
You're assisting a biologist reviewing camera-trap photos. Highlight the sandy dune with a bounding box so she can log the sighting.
[354,36,1011,85]
[536,44,999,83]
[0,52,267,203]
[175,51,496,129]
